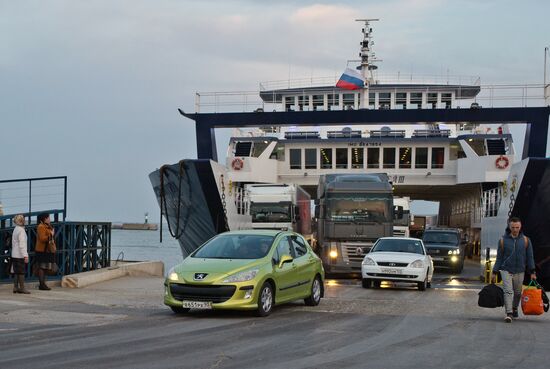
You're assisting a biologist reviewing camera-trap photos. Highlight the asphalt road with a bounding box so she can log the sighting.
[1,260,548,369]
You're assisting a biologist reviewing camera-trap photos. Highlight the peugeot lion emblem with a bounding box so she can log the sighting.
[194,273,208,281]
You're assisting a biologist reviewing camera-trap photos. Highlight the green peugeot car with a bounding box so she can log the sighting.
[164,230,325,316]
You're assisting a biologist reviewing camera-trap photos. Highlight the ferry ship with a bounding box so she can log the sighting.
[150,19,550,278]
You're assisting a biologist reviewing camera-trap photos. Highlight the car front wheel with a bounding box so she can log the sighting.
[256,282,274,317]
[304,276,322,306]
[418,275,428,291]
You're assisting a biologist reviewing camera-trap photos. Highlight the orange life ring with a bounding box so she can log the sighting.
[231,157,244,170]
[495,155,509,170]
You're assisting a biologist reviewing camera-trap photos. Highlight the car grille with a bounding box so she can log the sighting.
[367,273,419,279]
[377,262,409,267]
[170,284,236,303]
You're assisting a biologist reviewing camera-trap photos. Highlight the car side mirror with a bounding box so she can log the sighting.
[278,254,293,268]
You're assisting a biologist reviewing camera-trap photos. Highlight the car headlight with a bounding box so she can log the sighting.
[410,259,424,268]
[448,249,460,255]
[223,269,259,283]
[167,267,179,281]
[362,257,376,266]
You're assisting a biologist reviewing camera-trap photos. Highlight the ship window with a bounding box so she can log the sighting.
[285,97,295,112]
[410,93,422,109]
[320,148,333,169]
[343,94,355,109]
[449,143,466,160]
[328,94,339,110]
[252,141,269,158]
[270,143,285,161]
[290,149,302,169]
[415,147,428,168]
[427,93,438,109]
[367,148,380,168]
[313,95,324,111]
[442,93,452,108]
[399,147,412,169]
[298,95,309,111]
[351,147,364,169]
[466,139,486,156]
[383,147,396,168]
[336,148,348,169]
[369,93,375,109]
[396,93,406,109]
[379,92,391,110]
[305,148,317,169]
[431,147,445,169]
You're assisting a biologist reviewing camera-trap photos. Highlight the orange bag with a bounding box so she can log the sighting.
[521,281,545,316]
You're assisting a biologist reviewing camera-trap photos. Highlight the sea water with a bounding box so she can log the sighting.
[111,226,183,274]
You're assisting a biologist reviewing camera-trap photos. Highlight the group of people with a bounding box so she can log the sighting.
[9,213,56,293]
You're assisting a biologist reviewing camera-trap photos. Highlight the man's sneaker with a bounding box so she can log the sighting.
[512,310,519,318]
[505,314,513,323]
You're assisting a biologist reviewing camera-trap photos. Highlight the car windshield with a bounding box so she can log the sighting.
[423,232,458,245]
[193,234,275,259]
[371,239,424,255]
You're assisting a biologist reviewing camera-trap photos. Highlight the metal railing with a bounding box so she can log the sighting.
[193,82,547,113]
[0,176,67,223]
[1,219,111,283]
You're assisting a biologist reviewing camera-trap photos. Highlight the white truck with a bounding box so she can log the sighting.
[393,197,412,237]
[247,184,312,241]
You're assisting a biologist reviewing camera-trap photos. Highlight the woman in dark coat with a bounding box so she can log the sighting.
[35,213,56,290]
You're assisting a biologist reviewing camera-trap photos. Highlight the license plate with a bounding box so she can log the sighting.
[432,257,444,261]
[381,268,402,274]
[182,300,212,309]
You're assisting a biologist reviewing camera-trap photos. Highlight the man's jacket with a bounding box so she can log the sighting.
[493,232,535,274]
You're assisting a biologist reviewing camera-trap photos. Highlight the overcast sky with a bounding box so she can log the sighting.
[1,0,549,221]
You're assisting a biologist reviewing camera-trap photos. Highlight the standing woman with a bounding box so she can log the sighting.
[11,214,30,294]
[35,213,56,290]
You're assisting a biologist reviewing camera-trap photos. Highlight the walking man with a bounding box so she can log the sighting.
[492,217,536,322]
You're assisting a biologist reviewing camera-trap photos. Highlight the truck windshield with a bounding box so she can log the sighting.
[327,193,391,222]
[394,210,410,226]
[250,203,291,223]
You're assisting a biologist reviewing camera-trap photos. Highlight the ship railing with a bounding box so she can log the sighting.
[412,129,451,138]
[194,83,547,113]
[370,129,406,138]
[258,74,481,91]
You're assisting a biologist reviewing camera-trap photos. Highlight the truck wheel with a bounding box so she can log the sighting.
[362,278,371,289]
[304,276,322,306]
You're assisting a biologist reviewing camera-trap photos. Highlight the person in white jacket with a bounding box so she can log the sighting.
[11,214,30,294]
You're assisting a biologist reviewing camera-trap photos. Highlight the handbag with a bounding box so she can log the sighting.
[47,235,57,253]
[478,283,504,308]
[521,280,545,315]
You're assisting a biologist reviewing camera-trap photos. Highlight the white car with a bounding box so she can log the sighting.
[361,237,434,291]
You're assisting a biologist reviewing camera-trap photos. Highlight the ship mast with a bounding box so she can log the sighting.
[355,18,380,108]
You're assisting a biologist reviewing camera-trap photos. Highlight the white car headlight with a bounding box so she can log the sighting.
[167,267,179,281]
[410,259,424,268]
[223,269,259,283]
[362,257,376,266]
[448,249,460,255]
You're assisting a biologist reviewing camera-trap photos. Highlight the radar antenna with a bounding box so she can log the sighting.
[355,18,381,84]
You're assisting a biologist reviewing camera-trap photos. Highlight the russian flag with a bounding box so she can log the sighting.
[336,67,365,90]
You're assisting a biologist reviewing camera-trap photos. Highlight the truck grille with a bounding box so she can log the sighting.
[170,284,236,303]
[393,229,407,237]
[342,243,373,264]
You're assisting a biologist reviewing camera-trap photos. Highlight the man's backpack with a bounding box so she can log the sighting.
[478,283,504,308]
[499,235,529,251]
